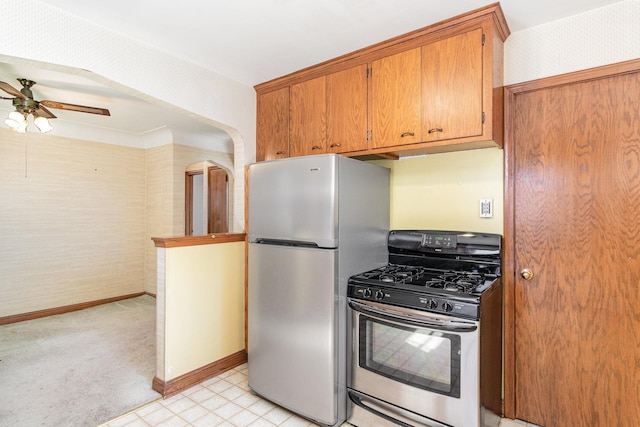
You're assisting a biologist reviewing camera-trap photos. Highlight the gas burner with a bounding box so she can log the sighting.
[355,265,427,285]
[443,282,474,292]
[379,274,397,283]
[425,280,446,288]
[427,271,485,292]
[393,268,422,283]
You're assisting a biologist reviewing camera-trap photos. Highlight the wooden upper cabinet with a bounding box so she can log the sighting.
[256,87,289,162]
[254,4,509,160]
[289,76,326,157]
[422,28,483,142]
[370,48,422,149]
[326,64,368,153]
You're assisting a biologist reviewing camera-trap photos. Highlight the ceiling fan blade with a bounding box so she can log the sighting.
[34,105,57,119]
[0,81,26,99]
[40,100,111,116]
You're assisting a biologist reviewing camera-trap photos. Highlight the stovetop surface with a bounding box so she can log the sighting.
[347,230,502,316]
[347,262,500,318]
[349,263,498,297]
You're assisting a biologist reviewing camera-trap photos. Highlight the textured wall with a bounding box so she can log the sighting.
[0,129,145,316]
[144,144,234,295]
[0,129,230,314]
[0,0,253,233]
[145,145,175,296]
[505,1,640,85]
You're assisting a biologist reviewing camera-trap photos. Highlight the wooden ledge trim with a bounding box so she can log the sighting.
[152,233,246,248]
[153,350,247,397]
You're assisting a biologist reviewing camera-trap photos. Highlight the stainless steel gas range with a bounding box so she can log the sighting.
[346,230,503,427]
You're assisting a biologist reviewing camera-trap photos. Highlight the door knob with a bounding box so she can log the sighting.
[520,269,534,280]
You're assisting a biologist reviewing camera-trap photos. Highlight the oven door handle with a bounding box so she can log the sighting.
[348,300,478,333]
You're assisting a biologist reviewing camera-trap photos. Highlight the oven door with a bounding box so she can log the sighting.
[348,299,481,427]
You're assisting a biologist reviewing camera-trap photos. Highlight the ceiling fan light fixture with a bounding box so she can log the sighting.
[34,115,53,134]
[5,110,27,133]
[1,77,111,135]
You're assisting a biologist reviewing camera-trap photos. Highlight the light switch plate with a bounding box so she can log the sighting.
[480,199,493,218]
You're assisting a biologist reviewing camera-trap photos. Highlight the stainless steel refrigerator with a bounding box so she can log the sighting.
[247,154,390,426]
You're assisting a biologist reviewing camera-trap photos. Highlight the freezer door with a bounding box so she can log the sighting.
[248,243,339,425]
[248,155,338,248]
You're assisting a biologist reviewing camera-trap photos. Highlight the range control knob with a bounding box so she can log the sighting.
[442,301,453,312]
[363,288,372,298]
[375,290,385,301]
[426,299,438,309]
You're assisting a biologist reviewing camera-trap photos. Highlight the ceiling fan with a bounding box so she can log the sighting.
[0,78,110,134]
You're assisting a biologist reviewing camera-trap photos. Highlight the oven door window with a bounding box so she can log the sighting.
[359,315,461,398]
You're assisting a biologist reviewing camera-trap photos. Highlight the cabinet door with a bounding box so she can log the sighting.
[370,47,422,149]
[326,64,368,153]
[422,28,483,142]
[290,76,326,157]
[256,87,290,162]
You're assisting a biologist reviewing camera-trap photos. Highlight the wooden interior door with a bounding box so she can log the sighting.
[208,167,228,233]
[509,66,640,426]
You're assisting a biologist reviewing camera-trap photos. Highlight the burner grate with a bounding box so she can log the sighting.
[352,263,493,295]
[354,265,427,285]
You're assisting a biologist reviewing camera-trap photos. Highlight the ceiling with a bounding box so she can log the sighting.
[1,0,625,145]
[0,61,232,150]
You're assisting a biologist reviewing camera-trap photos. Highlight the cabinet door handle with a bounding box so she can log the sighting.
[329,143,342,148]
[312,145,322,150]
[400,132,415,138]
[275,150,286,155]
[428,127,444,134]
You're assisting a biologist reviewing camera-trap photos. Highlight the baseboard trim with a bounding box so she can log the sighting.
[153,350,248,397]
[0,292,148,325]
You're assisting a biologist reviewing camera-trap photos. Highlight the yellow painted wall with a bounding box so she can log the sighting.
[372,147,503,234]
[163,242,245,380]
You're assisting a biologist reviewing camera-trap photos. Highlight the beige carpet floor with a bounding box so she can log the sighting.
[0,295,161,426]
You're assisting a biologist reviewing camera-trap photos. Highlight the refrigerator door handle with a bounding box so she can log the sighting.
[253,238,320,248]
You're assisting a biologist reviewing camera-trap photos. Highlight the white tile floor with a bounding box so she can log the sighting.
[101,363,328,427]
[500,419,542,427]
[101,363,541,427]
